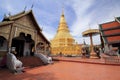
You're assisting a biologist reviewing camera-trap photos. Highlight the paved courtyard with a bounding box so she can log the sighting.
[0,60,120,80]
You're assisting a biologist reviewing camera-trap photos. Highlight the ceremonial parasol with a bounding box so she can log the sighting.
[82,29,100,58]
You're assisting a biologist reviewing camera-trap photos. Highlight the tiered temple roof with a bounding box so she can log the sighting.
[99,17,120,46]
[0,10,49,44]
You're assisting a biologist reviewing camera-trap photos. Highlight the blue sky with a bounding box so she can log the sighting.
[0,0,120,45]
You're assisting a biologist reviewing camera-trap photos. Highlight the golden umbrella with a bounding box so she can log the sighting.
[82,29,99,58]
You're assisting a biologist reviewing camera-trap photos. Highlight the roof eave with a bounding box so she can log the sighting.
[39,31,50,44]
[0,21,14,26]
[115,17,120,24]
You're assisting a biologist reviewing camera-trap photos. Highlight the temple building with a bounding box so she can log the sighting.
[50,10,82,56]
[0,10,50,57]
[99,17,120,53]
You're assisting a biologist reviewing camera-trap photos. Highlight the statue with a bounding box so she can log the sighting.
[7,47,24,74]
[34,53,53,64]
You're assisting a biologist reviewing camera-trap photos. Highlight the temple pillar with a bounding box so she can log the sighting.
[8,24,15,51]
[89,34,98,58]
[34,30,37,53]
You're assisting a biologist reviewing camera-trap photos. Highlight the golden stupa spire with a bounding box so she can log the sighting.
[51,8,74,40]
[59,7,66,23]
[50,8,81,56]
[61,6,64,16]
[57,8,69,33]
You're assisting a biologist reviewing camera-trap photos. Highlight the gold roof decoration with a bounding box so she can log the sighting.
[59,10,66,24]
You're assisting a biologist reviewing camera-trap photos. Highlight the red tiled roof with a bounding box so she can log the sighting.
[101,21,120,29]
[107,36,120,42]
[100,20,120,44]
[104,29,120,36]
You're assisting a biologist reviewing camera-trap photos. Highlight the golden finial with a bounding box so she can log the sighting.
[61,3,65,16]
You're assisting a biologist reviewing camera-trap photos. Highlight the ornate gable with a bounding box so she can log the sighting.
[15,13,37,30]
[3,10,41,31]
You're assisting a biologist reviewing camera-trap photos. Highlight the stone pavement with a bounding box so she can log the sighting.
[0,58,120,80]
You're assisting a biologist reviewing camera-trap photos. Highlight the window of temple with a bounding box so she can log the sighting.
[0,36,7,51]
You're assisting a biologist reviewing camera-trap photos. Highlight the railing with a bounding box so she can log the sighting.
[103,57,120,64]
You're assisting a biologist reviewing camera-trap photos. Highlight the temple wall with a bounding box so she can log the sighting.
[0,39,7,51]
[0,25,11,40]
[51,45,82,56]
[37,34,44,43]
[0,25,10,55]
[36,34,50,54]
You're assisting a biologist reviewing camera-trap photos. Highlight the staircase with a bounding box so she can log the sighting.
[18,56,44,68]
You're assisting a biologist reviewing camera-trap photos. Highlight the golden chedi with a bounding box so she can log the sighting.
[50,10,82,56]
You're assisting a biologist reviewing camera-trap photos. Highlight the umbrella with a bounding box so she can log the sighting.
[82,29,100,58]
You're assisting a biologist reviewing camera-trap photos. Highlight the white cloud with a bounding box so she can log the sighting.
[32,7,59,41]
[0,0,27,15]
[69,0,97,44]
[41,24,57,41]
[37,0,120,45]
[68,0,120,44]
[1,0,120,45]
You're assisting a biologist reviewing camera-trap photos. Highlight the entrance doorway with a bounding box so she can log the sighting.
[12,32,25,57]
[24,34,35,56]
[12,32,35,57]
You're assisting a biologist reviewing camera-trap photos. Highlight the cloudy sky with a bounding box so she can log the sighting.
[0,0,120,45]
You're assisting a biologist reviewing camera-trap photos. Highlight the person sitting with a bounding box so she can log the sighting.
[7,51,24,74]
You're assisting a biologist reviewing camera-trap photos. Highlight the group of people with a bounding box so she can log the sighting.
[81,47,101,58]
[81,44,119,59]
